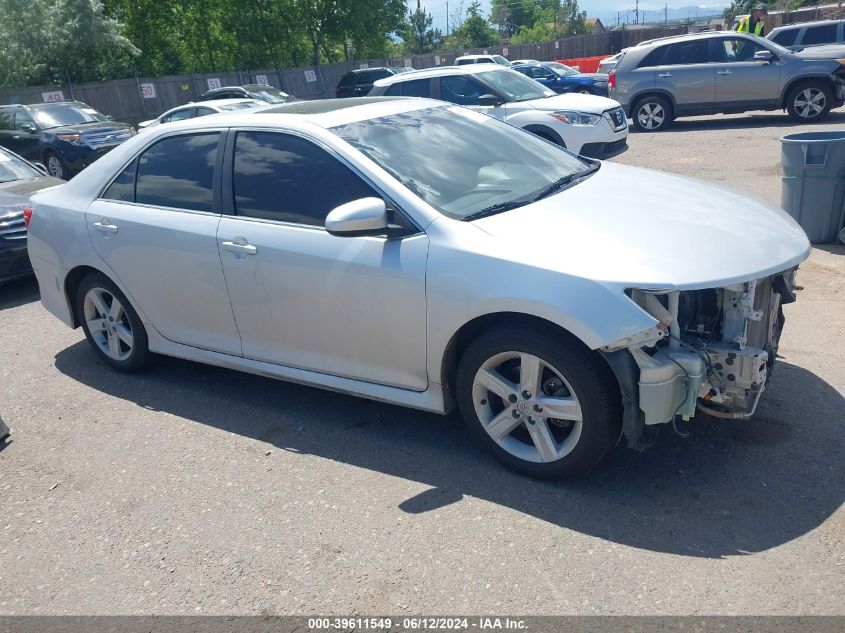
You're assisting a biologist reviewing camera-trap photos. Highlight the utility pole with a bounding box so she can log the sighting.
[635,0,639,24]
[446,1,449,37]
[665,3,668,25]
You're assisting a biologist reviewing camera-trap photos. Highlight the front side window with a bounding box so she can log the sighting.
[440,76,482,105]
[333,105,591,220]
[528,66,550,80]
[0,112,13,130]
[13,112,35,130]
[712,38,767,62]
[802,24,837,45]
[477,69,555,101]
[135,133,219,212]
[232,131,377,226]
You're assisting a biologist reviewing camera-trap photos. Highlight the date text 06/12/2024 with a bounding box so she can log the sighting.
[307,617,528,630]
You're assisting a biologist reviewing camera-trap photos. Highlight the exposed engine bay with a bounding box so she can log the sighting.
[607,268,800,436]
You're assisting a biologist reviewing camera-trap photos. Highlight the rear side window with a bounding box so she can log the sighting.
[162,108,193,123]
[232,131,377,226]
[771,28,799,47]
[456,58,473,65]
[0,112,14,130]
[664,40,709,65]
[638,46,668,68]
[385,79,431,97]
[135,133,219,212]
[802,24,837,46]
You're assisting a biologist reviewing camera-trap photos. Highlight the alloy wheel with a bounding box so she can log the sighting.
[46,154,65,179]
[637,102,665,130]
[794,88,826,119]
[471,351,583,464]
[83,287,134,362]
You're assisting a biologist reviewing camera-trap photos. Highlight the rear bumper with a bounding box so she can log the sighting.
[0,240,32,283]
[580,138,629,159]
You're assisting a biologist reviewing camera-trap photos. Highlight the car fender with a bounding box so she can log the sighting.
[626,89,677,116]
[779,72,840,106]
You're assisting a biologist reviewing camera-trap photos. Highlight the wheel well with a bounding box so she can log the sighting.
[440,312,596,401]
[628,91,676,117]
[522,125,566,147]
[64,265,100,328]
[781,76,835,108]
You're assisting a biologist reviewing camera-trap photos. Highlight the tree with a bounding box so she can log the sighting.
[403,0,441,54]
[452,1,498,48]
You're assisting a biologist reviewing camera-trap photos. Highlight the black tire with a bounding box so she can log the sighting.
[786,81,833,123]
[631,95,673,132]
[75,271,151,372]
[44,149,69,180]
[456,326,622,478]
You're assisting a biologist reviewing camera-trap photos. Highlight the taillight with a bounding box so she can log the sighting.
[23,206,32,229]
[608,69,616,90]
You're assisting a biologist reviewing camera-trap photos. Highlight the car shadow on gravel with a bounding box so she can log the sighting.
[55,341,844,559]
[0,277,39,311]
[639,110,845,133]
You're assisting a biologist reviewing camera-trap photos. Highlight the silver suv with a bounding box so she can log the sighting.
[609,31,845,131]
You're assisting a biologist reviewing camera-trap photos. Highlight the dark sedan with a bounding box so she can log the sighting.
[199,84,297,104]
[513,62,609,96]
[0,147,63,284]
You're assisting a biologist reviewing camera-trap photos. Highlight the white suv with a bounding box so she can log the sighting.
[455,54,511,66]
[369,65,628,157]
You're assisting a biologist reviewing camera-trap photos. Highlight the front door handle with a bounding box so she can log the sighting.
[717,69,733,75]
[93,219,118,234]
[658,72,672,78]
[221,239,257,256]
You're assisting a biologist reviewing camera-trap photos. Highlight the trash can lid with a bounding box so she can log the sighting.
[781,131,845,144]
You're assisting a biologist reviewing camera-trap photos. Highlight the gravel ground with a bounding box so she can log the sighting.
[0,110,843,616]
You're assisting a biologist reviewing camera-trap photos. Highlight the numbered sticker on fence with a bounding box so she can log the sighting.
[404,58,412,67]
[41,91,64,103]
[255,74,268,85]
[140,83,156,99]
[207,78,222,90]
[434,56,440,66]
[304,70,317,83]
[358,63,369,70]
[502,48,508,56]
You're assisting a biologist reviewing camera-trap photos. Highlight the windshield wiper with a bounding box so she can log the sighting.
[462,199,531,221]
[531,163,599,202]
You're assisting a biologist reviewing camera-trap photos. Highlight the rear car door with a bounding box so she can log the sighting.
[652,40,715,114]
[711,37,781,108]
[383,78,434,98]
[216,129,429,390]
[87,131,242,355]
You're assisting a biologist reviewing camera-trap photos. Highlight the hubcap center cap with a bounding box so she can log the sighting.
[516,400,531,415]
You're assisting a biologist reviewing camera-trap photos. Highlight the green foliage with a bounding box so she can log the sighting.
[452,1,498,48]
[402,0,442,54]
[509,1,588,44]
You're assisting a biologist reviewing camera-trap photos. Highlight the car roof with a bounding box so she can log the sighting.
[373,63,508,86]
[631,30,752,50]
[161,98,258,115]
[247,96,446,128]
[0,100,89,111]
[770,19,843,32]
[456,54,498,59]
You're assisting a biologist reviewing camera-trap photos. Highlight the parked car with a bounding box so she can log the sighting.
[510,58,540,66]
[597,52,623,74]
[609,31,845,131]
[138,99,263,129]
[335,67,414,98]
[512,62,609,96]
[0,101,135,179]
[199,84,296,104]
[27,98,809,477]
[769,19,845,50]
[455,54,511,66]
[0,146,63,284]
[369,65,628,157]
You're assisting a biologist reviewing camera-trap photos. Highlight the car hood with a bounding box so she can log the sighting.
[792,44,845,60]
[525,92,621,113]
[0,176,64,209]
[42,120,133,135]
[472,162,810,290]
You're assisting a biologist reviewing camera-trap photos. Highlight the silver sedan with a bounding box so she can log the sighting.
[27,97,809,477]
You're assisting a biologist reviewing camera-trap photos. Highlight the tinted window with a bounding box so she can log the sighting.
[232,131,377,226]
[13,112,34,130]
[529,66,550,79]
[195,107,216,116]
[31,104,107,128]
[385,79,431,97]
[102,159,138,202]
[664,40,710,65]
[440,76,481,105]
[638,46,667,68]
[455,58,474,65]
[0,112,12,130]
[712,37,765,62]
[802,24,837,45]
[162,108,193,123]
[771,28,799,46]
[135,133,219,211]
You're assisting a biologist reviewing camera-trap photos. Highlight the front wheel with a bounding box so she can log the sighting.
[786,81,833,122]
[44,149,69,179]
[631,95,673,132]
[456,327,621,478]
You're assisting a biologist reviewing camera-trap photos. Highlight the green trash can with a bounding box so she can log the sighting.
[781,131,845,244]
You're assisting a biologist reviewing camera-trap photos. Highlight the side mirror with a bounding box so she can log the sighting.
[478,93,502,107]
[33,162,48,175]
[325,197,388,237]
[22,124,37,134]
[106,114,113,120]
[753,50,774,62]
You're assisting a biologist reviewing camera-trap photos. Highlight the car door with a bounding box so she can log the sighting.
[652,39,715,115]
[87,131,242,356]
[216,129,429,390]
[0,111,42,160]
[527,66,556,90]
[711,37,781,108]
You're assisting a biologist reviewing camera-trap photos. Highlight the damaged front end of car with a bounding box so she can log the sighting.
[601,268,800,448]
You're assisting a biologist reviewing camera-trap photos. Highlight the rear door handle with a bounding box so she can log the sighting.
[221,240,257,256]
[717,69,733,75]
[93,219,118,234]
[658,72,672,78]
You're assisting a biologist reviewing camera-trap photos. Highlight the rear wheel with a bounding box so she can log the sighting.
[75,272,151,372]
[456,327,621,478]
[631,95,673,132]
[786,81,833,122]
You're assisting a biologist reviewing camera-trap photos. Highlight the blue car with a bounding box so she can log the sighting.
[512,62,609,97]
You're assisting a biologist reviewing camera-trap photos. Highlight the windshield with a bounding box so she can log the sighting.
[547,62,579,76]
[218,101,262,111]
[333,105,591,219]
[477,69,555,102]
[492,55,511,66]
[247,87,293,103]
[0,148,40,183]
[32,104,107,129]
[754,35,793,56]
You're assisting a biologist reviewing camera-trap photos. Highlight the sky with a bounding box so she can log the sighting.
[409,1,729,34]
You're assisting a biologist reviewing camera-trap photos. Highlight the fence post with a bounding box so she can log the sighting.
[134,74,148,117]
[316,65,328,99]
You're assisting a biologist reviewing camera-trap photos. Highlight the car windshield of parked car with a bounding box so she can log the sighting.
[31,104,108,129]
[0,148,40,183]
[547,62,579,76]
[247,87,293,103]
[752,34,792,56]
[218,101,262,111]
[477,69,556,102]
[333,105,591,219]
[492,55,511,66]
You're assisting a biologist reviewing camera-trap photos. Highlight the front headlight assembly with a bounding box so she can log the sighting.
[550,111,601,125]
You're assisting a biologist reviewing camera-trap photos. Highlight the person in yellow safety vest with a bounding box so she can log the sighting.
[737,3,768,37]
